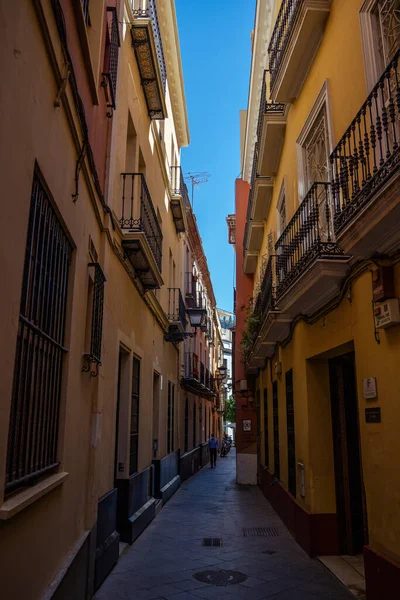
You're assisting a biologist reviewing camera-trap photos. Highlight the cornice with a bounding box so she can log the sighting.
[157,0,190,148]
[242,0,276,182]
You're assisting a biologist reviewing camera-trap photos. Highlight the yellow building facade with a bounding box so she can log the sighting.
[240,0,400,597]
[0,1,222,598]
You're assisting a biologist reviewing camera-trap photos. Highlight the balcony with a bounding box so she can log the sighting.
[120,173,163,289]
[101,7,120,113]
[170,166,188,233]
[164,288,187,342]
[184,272,207,326]
[331,49,400,258]
[269,0,331,103]
[275,182,350,317]
[131,0,167,119]
[227,214,236,245]
[257,74,287,176]
[182,353,216,398]
[247,256,291,370]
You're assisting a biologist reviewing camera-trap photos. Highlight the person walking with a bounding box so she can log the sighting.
[208,433,219,468]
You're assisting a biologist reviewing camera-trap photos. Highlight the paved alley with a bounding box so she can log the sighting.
[95,451,354,600]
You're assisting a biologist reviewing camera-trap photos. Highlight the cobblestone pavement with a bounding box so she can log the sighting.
[95,450,353,599]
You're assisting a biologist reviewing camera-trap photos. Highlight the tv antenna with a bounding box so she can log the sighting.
[184,172,211,210]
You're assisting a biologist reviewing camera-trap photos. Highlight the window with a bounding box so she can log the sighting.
[264,388,269,468]
[296,83,334,241]
[6,172,72,494]
[102,7,120,111]
[82,262,106,377]
[199,401,203,443]
[130,357,140,474]
[193,402,196,448]
[273,381,280,480]
[167,381,175,454]
[286,370,296,497]
[277,180,287,239]
[184,398,189,452]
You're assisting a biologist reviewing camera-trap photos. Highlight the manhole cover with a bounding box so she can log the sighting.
[262,549,278,555]
[226,486,250,491]
[193,570,247,586]
[243,527,279,537]
[202,538,223,547]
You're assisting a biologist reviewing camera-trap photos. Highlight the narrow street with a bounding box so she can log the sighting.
[95,451,353,600]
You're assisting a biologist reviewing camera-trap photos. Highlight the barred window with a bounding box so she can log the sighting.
[82,262,106,377]
[264,388,269,469]
[193,402,196,448]
[130,357,140,474]
[199,401,203,443]
[6,172,72,493]
[273,381,280,480]
[102,7,120,111]
[167,381,175,454]
[184,398,189,453]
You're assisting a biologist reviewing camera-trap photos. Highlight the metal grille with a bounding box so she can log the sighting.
[202,538,223,547]
[193,570,247,586]
[226,486,250,492]
[273,381,280,480]
[184,397,189,452]
[6,173,72,493]
[104,7,120,110]
[82,263,106,377]
[167,288,186,329]
[167,381,175,454]
[120,173,163,271]
[269,0,302,89]
[130,357,140,474]
[243,528,279,537]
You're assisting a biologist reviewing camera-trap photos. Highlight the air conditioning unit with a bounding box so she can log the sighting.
[374,298,400,329]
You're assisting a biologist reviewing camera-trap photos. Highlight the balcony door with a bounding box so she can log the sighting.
[329,352,367,555]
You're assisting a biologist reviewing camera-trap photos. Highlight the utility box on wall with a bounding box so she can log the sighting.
[372,266,395,302]
[374,298,400,329]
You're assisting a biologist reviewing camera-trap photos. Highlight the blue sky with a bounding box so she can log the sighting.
[175,0,255,313]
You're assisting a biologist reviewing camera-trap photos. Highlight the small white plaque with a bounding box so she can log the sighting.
[242,419,251,432]
[363,377,377,400]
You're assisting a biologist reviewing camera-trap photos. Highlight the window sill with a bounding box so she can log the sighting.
[0,472,68,520]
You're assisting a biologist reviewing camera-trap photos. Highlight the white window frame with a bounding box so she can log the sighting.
[360,0,400,91]
[296,80,335,203]
[276,178,287,239]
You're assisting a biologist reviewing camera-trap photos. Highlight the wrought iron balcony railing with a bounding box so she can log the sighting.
[268,0,302,90]
[120,173,163,271]
[330,49,400,235]
[167,288,186,328]
[102,7,120,111]
[275,182,341,296]
[170,166,190,209]
[254,255,277,318]
[184,352,199,380]
[200,362,205,386]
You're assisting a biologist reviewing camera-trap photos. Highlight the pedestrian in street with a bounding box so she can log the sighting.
[208,433,219,468]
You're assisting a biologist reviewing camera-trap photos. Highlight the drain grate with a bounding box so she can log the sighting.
[202,538,223,547]
[243,527,279,537]
[193,570,247,586]
[262,549,278,555]
[226,486,250,492]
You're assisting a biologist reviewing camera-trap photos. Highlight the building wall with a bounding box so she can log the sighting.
[238,0,400,594]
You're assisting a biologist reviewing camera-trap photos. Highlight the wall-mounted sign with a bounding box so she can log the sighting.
[242,419,252,432]
[365,407,381,423]
[363,377,377,399]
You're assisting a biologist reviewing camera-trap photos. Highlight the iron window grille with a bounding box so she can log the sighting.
[193,402,196,448]
[6,172,72,494]
[130,357,140,474]
[199,400,203,443]
[167,381,175,454]
[273,381,280,480]
[184,398,189,452]
[82,262,106,377]
[102,7,120,112]
[264,388,269,469]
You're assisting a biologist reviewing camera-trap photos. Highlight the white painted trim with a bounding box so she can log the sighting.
[276,177,287,238]
[242,0,277,183]
[359,0,382,92]
[296,80,335,202]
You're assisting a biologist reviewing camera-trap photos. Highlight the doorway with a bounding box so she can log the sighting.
[153,372,160,458]
[329,352,366,555]
[115,347,130,483]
